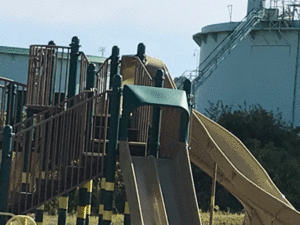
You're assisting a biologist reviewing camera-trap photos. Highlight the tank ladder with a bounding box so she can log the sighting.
[176,9,265,91]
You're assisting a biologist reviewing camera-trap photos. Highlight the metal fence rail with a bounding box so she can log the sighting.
[7,90,110,214]
[78,53,89,94]
[0,77,27,129]
[132,57,153,143]
[26,45,70,108]
[12,91,91,134]
[95,58,110,94]
[26,45,91,109]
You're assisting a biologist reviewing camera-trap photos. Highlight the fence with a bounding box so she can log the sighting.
[0,77,27,130]
[131,57,153,144]
[26,44,91,110]
[7,90,110,215]
[95,58,110,94]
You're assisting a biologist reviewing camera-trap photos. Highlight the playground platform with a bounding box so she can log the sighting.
[0,37,299,224]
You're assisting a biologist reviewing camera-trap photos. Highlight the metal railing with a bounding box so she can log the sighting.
[131,57,153,143]
[0,77,27,130]
[26,45,70,108]
[7,90,110,214]
[194,9,265,88]
[26,45,91,109]
[78,53,89,94]
[176,9,265,91]
[95,58,110,94]
[12,91,91,134]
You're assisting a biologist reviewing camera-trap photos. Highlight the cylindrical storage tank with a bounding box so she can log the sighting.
[193,20,300,126]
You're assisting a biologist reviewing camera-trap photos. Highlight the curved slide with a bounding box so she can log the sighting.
[190,109,300,224]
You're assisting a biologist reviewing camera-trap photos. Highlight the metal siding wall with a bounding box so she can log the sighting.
[0,54,29,83]
[196,28,299,125]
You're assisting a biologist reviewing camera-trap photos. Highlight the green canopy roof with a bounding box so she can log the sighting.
[123,85,189,115]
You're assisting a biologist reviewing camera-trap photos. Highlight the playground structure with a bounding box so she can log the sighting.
[0,37,299,225]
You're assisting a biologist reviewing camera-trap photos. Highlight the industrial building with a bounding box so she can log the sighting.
[190,0,300,126]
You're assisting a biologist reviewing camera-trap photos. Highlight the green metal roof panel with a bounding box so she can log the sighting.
[0,46,106,64]
[85,55,106,63]
[123,85,189,114]
[0,46,29,56]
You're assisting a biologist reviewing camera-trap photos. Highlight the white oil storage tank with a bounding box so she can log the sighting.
[192,0,300,126]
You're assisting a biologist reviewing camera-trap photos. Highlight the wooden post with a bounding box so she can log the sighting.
[210,163,218,225]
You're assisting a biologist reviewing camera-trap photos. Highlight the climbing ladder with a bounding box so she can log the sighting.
[176,9,265,90]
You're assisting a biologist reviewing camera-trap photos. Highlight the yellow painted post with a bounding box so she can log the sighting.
[123,201,131,225]
[98,177,106,225]
[77,186,87,225]
[58,195,69,225]
[85,180,93,224]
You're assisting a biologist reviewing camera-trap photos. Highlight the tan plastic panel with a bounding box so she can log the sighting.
[190,110,300,224]
[119,141,201,225]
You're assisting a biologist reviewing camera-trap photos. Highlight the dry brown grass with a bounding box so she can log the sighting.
[21,212,244,225]
[200,211,244,225]
[40,214,124,225]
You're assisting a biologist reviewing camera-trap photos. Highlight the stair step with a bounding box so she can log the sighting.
[94,115,110,127]
[128,142,147,156]
[94,127,138,141]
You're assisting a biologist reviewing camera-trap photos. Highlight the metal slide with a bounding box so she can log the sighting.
[190,109,300,224]
[118,84,201,225]
[119,140,201,225]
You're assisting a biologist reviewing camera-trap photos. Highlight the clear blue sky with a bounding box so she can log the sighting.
[1,0,248,78]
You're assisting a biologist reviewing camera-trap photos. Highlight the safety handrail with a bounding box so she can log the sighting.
[26,45,92,109]
[130,57,153,143]
[12,91,90,134]
[194,9,265,88]
[176,9,265,91]
[8,90,111,214]
[95,58,110,94]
